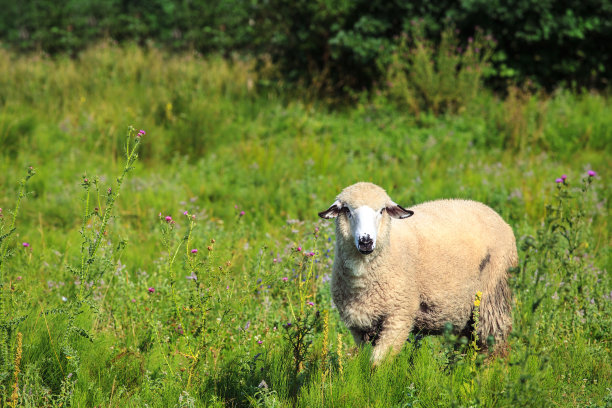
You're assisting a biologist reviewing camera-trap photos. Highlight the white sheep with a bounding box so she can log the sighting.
[319,182,516,364]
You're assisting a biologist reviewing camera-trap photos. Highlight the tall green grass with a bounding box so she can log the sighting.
[0,44,610,406]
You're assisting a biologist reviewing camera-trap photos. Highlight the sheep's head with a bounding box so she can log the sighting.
[318,183,413,255]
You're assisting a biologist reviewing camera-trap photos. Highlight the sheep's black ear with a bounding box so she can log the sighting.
[386,202,414,219]
[318,200,343,219]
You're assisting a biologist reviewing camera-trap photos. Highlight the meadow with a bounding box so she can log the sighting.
[0,44,610,407]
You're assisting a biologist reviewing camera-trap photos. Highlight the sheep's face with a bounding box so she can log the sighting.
[319,183,414,255]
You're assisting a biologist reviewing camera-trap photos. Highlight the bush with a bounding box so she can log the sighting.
[382,25,495,115]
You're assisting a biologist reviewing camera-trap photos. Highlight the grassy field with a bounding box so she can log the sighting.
[0,44,610,407]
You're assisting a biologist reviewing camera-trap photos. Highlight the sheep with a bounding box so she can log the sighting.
[318,182,516,364]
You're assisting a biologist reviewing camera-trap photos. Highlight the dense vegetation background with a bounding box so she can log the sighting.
[1,0,611,90]
[0,1,610,407]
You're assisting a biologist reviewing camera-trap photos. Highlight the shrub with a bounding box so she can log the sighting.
[382,25,495,115]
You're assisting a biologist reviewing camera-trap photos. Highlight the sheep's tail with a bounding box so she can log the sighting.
[478,250,516,353]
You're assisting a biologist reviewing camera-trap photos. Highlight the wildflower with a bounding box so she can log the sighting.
[191,248,198,254]
[137,129,146,137]
[282,277,288,282]
[561,174,567,181]
[131,298,136,303]
[474,291,482,307]
[16,276,22,281]
[207,245,213,251]
[307,301,315,307]
[183,211,188,216]
[239,211,245,216]
[273,258,278,263]
[257,340,263,344]
[186,272,197,280]
[296,246,302,252]
[62,296,67,302]
[22,242,30,248]
[588,170,596,177]
[148,287,155,293]
[165,216,172,222]
[555,178,563,183]
[245,321,251,330]
[308,251,315,257]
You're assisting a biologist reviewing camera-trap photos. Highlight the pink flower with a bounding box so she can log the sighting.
[257,340,263,344]
[307,301,314,307]
[555,178,563,183]
[561,174,567,181]
[273,258,278,263]
[308,251,315,257]
[588,170,596,177]
[296,246,302,252]
[137,129,146,137]
[239,211,245,216]
[191,249,198,254]
[183,211,188,216]
[16,276,22,281]
[165,216,172,222]
[22,242,30,248]
[148,287,155,293]
[282,277,288,282]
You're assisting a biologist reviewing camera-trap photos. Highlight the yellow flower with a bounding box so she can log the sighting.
[474,291,483,307]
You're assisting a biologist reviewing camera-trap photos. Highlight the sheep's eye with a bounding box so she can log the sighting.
[342,207,352,218]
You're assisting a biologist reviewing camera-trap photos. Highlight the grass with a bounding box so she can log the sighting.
[0,43,610,407]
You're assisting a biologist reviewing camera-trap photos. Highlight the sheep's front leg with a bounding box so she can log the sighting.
[370,315,413,365]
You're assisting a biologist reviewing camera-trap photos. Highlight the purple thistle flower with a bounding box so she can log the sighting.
[257,340,263,344]
[282,277,288,282]
[165,216,172,222]
[148,287,155,293]
[183,211,188,216]
[555,178,563,183]
[588,170,596,177]
[137,129,146,137]
[22,242,30,248]
[307,301,314,307]
[239,211,245,216]
[561,174,567,181]
[191,248,198,254]
[296,246,302,252]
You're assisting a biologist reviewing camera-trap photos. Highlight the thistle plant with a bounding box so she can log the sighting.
[0,166,35,402]
[45,126,143,398]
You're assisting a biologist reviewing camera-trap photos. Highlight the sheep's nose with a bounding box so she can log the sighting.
[358,235,374,254]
